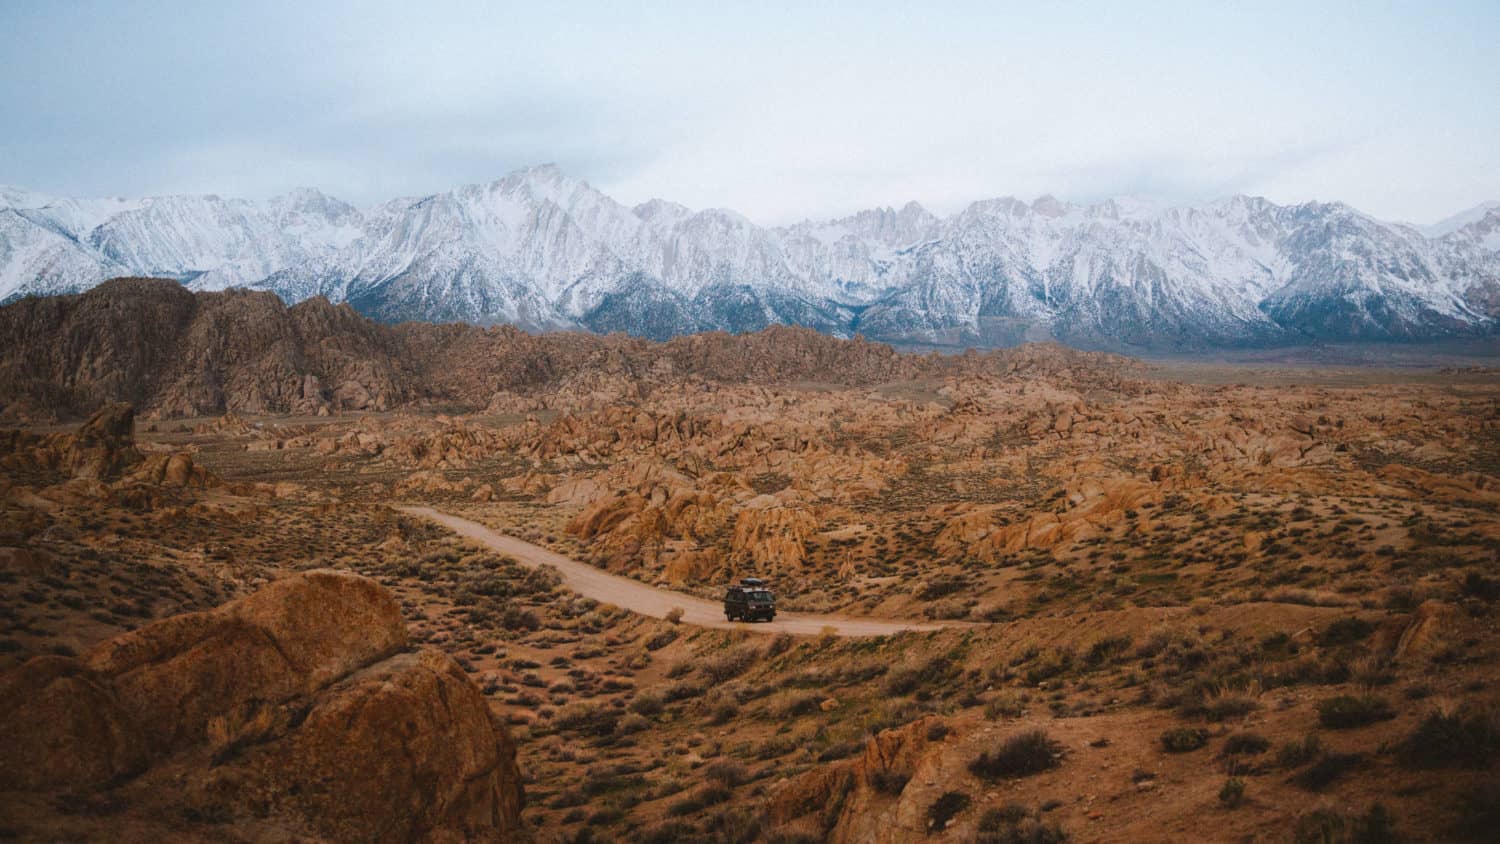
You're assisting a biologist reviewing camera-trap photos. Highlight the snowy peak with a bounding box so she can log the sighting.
[1,166,1496,349]
[1423,201,1500,238]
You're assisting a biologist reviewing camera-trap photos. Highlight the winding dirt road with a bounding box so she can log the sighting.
[398,506,950,637]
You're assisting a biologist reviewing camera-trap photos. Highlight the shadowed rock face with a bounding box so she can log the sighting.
[0,570,528,842]
[0,277,1137,421]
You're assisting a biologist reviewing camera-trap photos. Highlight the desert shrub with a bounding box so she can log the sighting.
[645,629,678,650]
[816,741,861,762]
[1197,693,1260,723]
[699,644,762,684]
[552,702,620,738]
[756,735,796,760]
[1351,655,1396,689]
[927,791,971,831]
[1277,734,1322,768]
[884,654,957,697]
[704,690,740,725]
[703,759,749,788]
[984,692,1027,720]
[767,632,795,657]
[1024,649,1074,685]
[582,769,647,796]
[869,768,910,795]
[1222,732,1271,755]
[668,785,732,816]
[979,805,1029,829]
[1452,781,1500,840]
[1159,727,1209,753]
[1292,803,1398,844]
[664,679,706,702]
[919,575,969,601]
[585,806,624,826]
[1218,777,1246,808]
[1396,708,1500,769]
[523,564,562,593]
[1461,571,1500,602]
[1084,634,1134,667]
[1319,617,1376,647]
[701,807,768,844]
[1134,630,1175,659]
[639,821,697,844]
[1317,695,1394,729]
[665,607,685,624]
[1292,752,1365,791]
[779,693,823,717]
[969,729,1063,779]
[617,712,651,734]
[975,805,1067,844]
[629,690,665,717]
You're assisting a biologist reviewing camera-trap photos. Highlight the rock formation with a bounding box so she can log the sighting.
[0,570,527,842]
[769,717,944,843]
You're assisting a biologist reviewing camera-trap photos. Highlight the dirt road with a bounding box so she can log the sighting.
[398,506,950,637]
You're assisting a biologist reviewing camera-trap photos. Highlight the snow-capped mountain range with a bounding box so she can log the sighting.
[4,165,1498,350]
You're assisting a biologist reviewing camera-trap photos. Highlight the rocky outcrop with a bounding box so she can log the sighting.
[0,402,141,481]
[1390,600,1460,665]
[732,504,819,572]
[0,278,1139,420]
[0,570,527,842]
[0,403,223,518]
[769,717,943,843]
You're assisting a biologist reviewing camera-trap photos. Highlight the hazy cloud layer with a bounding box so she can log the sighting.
[2,0,1496,224]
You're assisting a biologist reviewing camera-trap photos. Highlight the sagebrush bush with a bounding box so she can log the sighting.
[1159,727,1209,753]
[969,729,1063,779]
[1292,803,1398,844]
[884,654,956,697]
[1292,752,1365,791]
[1317,695,1395,729]
[927,791,971,831]
[1396,708,1500,769]
[1277,734,1322,768]
[698,644,762,684]
[1319,617,1376,647]
[975,805,1068,844]
[869,768,911,795]
[1452,781,1500,840]
[1218,777,1246,808]
[1222,732,1271,755]
[703,759,749,788]
[667,784,732,817]
[628,690,665,717]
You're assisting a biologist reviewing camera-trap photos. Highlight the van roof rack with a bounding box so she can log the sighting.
[740,577,766,586]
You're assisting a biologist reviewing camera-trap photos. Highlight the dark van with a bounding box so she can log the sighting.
[724,577,776,622]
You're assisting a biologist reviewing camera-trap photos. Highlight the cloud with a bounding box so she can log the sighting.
[1,1,1496,224]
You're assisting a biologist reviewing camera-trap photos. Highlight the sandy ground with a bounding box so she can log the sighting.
[399,505,952,636]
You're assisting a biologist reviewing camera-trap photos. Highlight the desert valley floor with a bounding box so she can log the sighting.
[2,336,1499,842]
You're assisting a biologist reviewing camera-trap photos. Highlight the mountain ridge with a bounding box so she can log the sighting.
[3,167,1497,351]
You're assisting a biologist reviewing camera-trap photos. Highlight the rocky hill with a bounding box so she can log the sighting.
[0,277,1135,421]
[4,167,1497,350]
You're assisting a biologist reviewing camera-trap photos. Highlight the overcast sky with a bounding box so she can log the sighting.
[2,0,1496,225]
